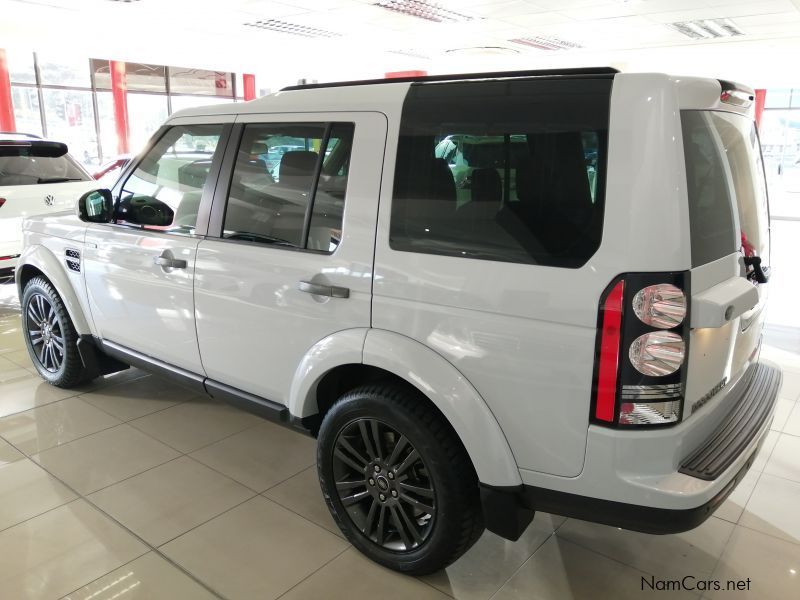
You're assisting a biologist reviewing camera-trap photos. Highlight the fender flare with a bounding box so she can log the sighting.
[15,244,92,335]
[288,328,369,419]
[363,329,521,487]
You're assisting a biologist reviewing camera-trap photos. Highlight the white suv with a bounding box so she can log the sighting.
[14,68,782,574]
[1,133,95,277]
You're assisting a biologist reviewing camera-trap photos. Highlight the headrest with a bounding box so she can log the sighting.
[279,151,318,180]
[471,168,502,204]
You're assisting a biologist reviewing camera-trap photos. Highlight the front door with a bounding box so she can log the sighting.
[83,122,228,373]
[194,113,386,403]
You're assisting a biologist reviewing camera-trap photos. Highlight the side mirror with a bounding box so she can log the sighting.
[76,189,114,223]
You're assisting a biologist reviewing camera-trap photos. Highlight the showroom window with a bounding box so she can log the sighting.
[389,78,611,268]
[6,51,243,167]
[116,124,225,234]
[222,122,355,252]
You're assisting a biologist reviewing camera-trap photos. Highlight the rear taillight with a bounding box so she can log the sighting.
[0,198,6,208]
[592,273,691,427]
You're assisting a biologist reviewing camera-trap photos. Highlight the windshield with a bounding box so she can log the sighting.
[0,152,90,186]
[681,110,769,266]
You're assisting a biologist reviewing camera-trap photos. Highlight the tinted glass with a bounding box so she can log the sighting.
[308,124,354,252]
[681,111,740,266]
[390,78,611,267]
[0,152,88,186]
[223,123,354,252]
[118,124,223,233]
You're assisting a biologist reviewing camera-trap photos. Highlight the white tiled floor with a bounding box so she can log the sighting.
[2,227,800,599]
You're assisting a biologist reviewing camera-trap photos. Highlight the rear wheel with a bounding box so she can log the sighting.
[21,277,90,388]
[317,383,484,574]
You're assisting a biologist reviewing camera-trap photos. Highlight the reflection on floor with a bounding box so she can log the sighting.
[1,223,799,599]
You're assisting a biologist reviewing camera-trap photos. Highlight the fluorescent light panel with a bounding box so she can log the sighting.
[244,19,341,38]
[668,18,744,39]
[509,36,582,51]
[373,0,473,23]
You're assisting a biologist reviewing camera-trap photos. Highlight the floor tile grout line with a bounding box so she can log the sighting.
[16,446,230,600]
[481,523,567,600]
[273,545,352,600]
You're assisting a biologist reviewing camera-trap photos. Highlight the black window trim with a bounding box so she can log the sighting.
[205,120,352,257]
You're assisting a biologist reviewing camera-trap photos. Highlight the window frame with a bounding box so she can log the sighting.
[205,120,355,256]
[108,120,234,237]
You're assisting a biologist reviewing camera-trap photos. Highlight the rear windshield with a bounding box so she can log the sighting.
[390,77,611,268]
[0,152,90,187]
[681,110,770,266]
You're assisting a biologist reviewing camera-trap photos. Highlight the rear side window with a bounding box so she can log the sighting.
[681,111,769,266]
[222,122,354,253]
[0,152,89,186]
[681,112,738,266]
[389,78,611,268]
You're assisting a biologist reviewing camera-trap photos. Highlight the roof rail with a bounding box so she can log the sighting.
[281,66,619,92]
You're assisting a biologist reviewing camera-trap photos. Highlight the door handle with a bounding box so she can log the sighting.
[298,280,350,298]
[153,254,187,269]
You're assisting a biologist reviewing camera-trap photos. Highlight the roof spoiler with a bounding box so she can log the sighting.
[718,80,755,108]
[281,67,619,92]
[0,140,68,157]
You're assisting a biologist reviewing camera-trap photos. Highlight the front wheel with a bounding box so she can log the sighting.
[21,276,90,388]
[317,383,484,574]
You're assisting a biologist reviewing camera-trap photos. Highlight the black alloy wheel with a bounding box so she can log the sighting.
[26,292,65,373]
[21,276,89,388]
[317,383,484,574]
[332,417,436,551]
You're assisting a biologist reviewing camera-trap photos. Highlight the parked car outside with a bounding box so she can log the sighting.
[0,133,95,277]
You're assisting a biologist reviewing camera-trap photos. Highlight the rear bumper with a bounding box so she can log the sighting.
[0,254,19,278]
[482,361,781,540]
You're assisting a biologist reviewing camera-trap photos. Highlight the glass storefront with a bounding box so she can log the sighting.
[760,89,800,220]
[7,51,242,168]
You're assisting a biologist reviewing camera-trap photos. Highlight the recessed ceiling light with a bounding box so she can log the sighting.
[244,19,341,38]
[446,46,520,57]
[373,0,473,23]
[107,0,142,3]
[509,36,582,51]
[387,49,431,60]
[668,18,744,39]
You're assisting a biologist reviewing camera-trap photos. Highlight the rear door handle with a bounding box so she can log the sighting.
[153,254,187,269]
[298,280,350,298]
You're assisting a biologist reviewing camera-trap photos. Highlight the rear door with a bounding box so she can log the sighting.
[681,108,771,417]
[193,112,386,404]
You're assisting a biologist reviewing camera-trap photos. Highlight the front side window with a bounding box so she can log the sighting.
[222,122,354,252]
[117,124,224,233]
[390,78,611,268]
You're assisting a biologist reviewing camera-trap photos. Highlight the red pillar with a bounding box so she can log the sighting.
[385,70,427,79]
[110,60,129,154]
[0,49,16,132]
[242,74,256,101]
[754,89,766,129]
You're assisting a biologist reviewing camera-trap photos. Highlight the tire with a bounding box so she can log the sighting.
[317,383,484,574]
[21,276,90,388]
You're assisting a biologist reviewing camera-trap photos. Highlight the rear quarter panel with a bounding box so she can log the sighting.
[373,73,692,478]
